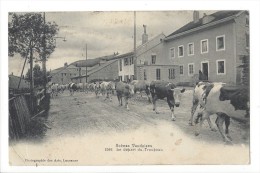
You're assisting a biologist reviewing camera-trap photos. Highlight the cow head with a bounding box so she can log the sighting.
[126,84,135,96]
[171,88,185,107]
[109,82,116,90]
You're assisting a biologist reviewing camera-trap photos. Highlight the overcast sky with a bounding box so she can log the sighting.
[9,11,214,76]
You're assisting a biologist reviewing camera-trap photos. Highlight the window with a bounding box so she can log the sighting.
[217,60,225,75]
[170,47,175,59]
[188,63,194,76]
[201,39,208,53]
[216,35,225,51]
[188,43,194,56]
[119,59,122,71]
[246,32,249,48]
[129,57,134,65]
[156,69,161,80]
[124,58,128,66]
[179,65,184,75]
[144,69,147,80]
[169,68,175,79]
[178,45,184,57]
[151,55,156,64]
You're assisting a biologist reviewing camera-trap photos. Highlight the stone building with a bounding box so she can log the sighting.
[163,10,249,85]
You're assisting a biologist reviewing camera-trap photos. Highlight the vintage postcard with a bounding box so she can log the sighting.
[1,0,260,172]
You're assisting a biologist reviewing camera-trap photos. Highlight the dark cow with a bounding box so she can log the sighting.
[115,81,135,110]
[131,80,151,102]
[150,81,185,121]
[68,82,77,95]
[192,83,249,144]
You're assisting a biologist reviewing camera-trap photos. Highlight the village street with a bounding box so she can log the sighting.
[46,89,249,145]
[9,89,250,165]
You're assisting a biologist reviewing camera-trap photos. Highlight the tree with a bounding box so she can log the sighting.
[25,64,51,88]
[8,13,59,60]
[9,13,59,110]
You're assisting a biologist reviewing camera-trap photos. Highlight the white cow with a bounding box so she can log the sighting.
[100,81,116,101]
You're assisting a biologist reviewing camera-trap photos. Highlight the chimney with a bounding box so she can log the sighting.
[142,25,148,44]
[193,11,200,23]
[202,13,215,24]
[64,62,68,67]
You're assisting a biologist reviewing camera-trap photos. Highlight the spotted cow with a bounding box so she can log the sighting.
[68,82,77,95]
[189,81,225,131]
[100,81,116,101]
[192,82,250,144]
[130,80,151,103]
[150,81,185,121]
[115,81,135,110]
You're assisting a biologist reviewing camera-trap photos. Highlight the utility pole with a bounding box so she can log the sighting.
[30,47,34,111]
[42,12,47,94]
[86,44,88,83]
[133,11,137,80]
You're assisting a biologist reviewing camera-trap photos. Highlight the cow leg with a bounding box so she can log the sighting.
[108,91,112,101]
[125,97,129,110]
[215,113,232,145]
[117,95,121,106]
[194,110,208,136]
[206,117,217,132]
[224,115,232,141]
[189,99,198,126]
[167,97,176,121]
[147,94,152,103]
[152,95,159,114]
[170,107,176,121]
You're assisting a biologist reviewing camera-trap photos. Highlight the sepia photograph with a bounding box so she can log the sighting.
[1,0,260,172]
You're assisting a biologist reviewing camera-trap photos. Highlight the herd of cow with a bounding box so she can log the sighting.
[48,80,250,145]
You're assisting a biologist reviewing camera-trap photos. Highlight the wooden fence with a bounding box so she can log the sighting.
[9,89,47,140]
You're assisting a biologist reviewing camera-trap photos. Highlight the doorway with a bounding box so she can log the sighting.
[201,62,209,80]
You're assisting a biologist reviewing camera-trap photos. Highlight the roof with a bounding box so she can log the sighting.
[9,74,30,89]
[71,54,116,67]
[113,52,134,59]
[166,11,243,40]
[70,59,101,67]
[71,59,118,79]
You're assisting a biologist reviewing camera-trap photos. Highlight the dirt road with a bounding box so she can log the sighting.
[46,89,249,145]
[9,89,250,165]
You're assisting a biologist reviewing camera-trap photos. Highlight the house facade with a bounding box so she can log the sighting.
[117,52,135,82]
[163,10,249,85]
[50,63,86,84]
[135,31,181,83]
[9,74,30,89]
[71,59,119,83]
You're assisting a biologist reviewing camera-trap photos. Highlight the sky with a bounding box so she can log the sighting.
[8,11,214,76]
